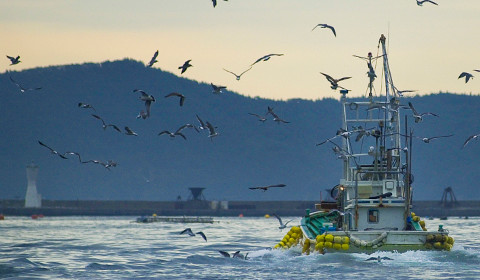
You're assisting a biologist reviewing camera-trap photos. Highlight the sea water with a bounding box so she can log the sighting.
[0,215,478,279]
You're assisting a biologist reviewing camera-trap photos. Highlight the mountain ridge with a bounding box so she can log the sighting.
[1,59,479,201]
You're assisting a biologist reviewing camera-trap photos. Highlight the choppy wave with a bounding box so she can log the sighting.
[0,216,478,279]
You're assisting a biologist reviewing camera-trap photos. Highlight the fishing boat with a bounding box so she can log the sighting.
[274,34,454,254]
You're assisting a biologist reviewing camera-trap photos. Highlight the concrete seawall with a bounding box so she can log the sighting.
[1,200,479,217]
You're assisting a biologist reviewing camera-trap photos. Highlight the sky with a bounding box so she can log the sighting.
[1,0,480,101]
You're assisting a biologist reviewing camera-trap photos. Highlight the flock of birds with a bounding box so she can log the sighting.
[6,51,295,195]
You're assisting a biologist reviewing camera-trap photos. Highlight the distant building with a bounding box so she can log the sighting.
[25,162,42,208]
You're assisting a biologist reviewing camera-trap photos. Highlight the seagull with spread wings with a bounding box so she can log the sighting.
[158,124,195,140]
[124,126,138,136]
[211,83,227,94]
[458,72,474,83]
[9,76,42,93]
[165,92,185,107]
[463,133,480,149]
[413,134,454,143]
[408,102,439,123]
[38,141,68,159]
[78,102,96,111]
[91,114,121,132]
[248,112,267,122]
[272,213,292,230]
[6,55,21,65]
[223,67,252,81]
[249,184,286,192]
[146,50,159,67]
[133,89,155,117]
[266,106,289,124]
[178,59,193,74]
[416,0,438,6]
[319,72,351,90]
[311,23,336,37]
[251,54,284,66]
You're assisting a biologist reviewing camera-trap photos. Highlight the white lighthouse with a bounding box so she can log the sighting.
[25,162,42,208]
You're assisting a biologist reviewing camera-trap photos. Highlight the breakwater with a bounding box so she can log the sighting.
[0,199,479,217]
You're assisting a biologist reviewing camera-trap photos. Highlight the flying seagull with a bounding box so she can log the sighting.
[266,106,289,124]
[146,50,159,67]
[223,67,252,81]
[78,102,96,111]
[124,126,138,136]
[272,213,293,230]
[158,124,195,140]
[248,112,267,122]
[458,72,474,83]
[195,114,208,131]
[407,102,439,123]
[251,54,284,66]
[463,133,480,149]
[311,24,336,37]
[196,231,207,242]
[6,55,21,65]
[180,228,195,236]
[365,256,394,262]
[249,184,286,192]
[91,114,122,132]
[9,76,42,93]
[38,141,68,159]
[413,134,454,143]
[211,83,227,94]
[178,59,192,74]
[319,72,351,90]
[64,151,84,163]
[206,121,219,139]
[180,228,207,241]
[416,0,438,6]
[133,89,155,117]
[165,92,185,106]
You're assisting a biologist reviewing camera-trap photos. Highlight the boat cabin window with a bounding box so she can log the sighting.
[368,209,379,223]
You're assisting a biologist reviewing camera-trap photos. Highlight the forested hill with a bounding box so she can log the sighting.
[1,59,479,201]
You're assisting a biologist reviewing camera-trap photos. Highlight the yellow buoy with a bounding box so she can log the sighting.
[419,220,425,227]
[413,216,420,222]
[341,243,349,250]
[333,243,342,250]
[265,214,270,218]
[324,241,333,248]
[342,236,350,244]
[426,234,434,241]
[333,236,342,244]
[433,242,442,249]
[274,244,280,249]
[325,234,334,242]
[279,241,285,247]
[316,234,325,242]
[447,236,454,245]
[291,233,298,240]
[289,238,295,244]
[411,212,416,217]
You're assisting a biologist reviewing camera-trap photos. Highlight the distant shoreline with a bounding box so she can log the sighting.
[1,199,479,217]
